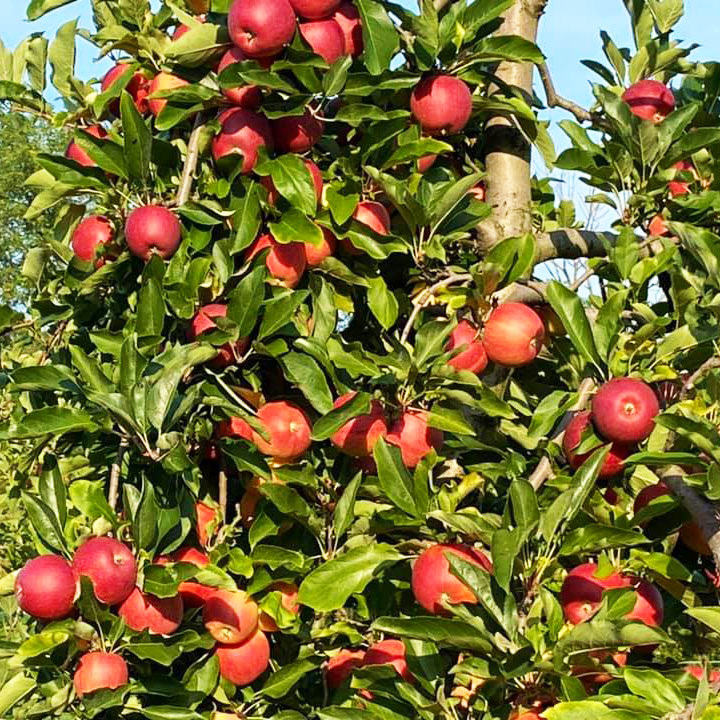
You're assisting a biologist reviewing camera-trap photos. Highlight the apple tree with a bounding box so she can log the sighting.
[2,0,720,718]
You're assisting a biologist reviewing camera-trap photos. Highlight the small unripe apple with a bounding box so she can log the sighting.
[290,0,340,19]
[216,628,271,685]
[118,587,184,635]
[482,303,545,367]
[65,125,107,168]
[73,651,129,697]
[258,581,300,631]
[125,205,182,261]
[325,648,366,689]
[411,543,492,615]
[101,64,150,116]
[217,46,263,109]
[410,74,473,135]
[228,0,297,58]
[363,639,413,683]
[156,547,215,608]
[245,233,307,288]
[196,501,221,548]
[15,555,78,620]
[73,536,137,605]
[250,400,313,461]
[262,158,323,207]
[331,2,363,56]
[304,227,336,267]
[668,160,698,197]
[203,589,259,643]
[387,410,443,468]
[147,72,189,117]
[562,411,629,479]
[622,79,675,123]
[446,320,488,374]
[299,20,346,64]
[188,303,249,368]
[560,563,627,624]
[330,391,387,457]
[71,216,114,264]
[272,109,324,153]
[591,377,659,444]
[212,107,273,175]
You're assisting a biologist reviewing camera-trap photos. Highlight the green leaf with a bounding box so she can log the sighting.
[373,437,421,517]
[47,19,76,97]
[333,471,362,540]
[137,278,165,339]
[258,291,309,339]
[280,352,333,413]
[69,480,116,524]
[260,656,323,699]
[1,407,98,439]
[121,90,152,183]
[372,616,493,653]
[312,392,371,441]
[22,492,67,552]
[27,0,79,20]
[267,155,317,217]
[228,266,265,337]
[560,525,651,555]
[623,668,685,713]
[39,455,67,529]
[367,276,398,330]
[297,543,402,611]
[268,208,323,247]
[0,673,36,716]
[686,607,720,634]
[355,0,398,75]
[546,281,601,367]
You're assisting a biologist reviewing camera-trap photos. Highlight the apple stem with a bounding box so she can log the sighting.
[108,437,130,510]
[176,113,205,207]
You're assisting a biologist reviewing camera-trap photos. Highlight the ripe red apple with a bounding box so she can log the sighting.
[245,233,307,288]
[648,214,669,237]
[353,200,390,235]
[73,651,129,697]
[411,543,492,615]
[686,665,720,683]
[299,20,346,64]
[417,154,437,173]
[101,64,149,116]
[203,589,259,643]
[446,320,488,374]
[217,46,263,109]
[147,72,189,117]
[65,125,107,168]
[387,410,443,468]
[482,303,545,367]
[325,648,366,689]
[560,563,628,624]
[562,411,630,479]
[196,501,220,548]
[118,587,184,635]
[272,109,324,153]
[249,400,313,461]
[71,216,114,264]
[332,2,363,56]
[509,713,544,720]
[591,378,659,444]
[669,160,698,197]
[125,205,182,261]
[172,15,205,41]
[15,555,77,620]
[468,183,486,201]
[623,575,664,626]
[622,79,675,123]
[258,581,300,632]
[330,391,387,457]
[410,74,473,136]
[262,158,323,207]
[188,303,249,368]
[217,416,254,442]
[290,0,340,19]
[228,0,296,58]
[363,639,413,683]
[216,627,271,685]
[212,107,273,175]
[73,536,137,605]
[304,227,336,267]
[156,547,215,608]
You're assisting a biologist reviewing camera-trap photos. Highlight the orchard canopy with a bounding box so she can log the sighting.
[5,0,720,718]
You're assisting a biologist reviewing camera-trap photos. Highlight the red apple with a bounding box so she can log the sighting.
[299,20,346,64]
[216,628,271,685]
[562,411,630,479]
[125,205,182,261]
[101,64,149,116]
[245,233,307,288]
[212,107,273,174]
[196,501,220,548]
[118,587,184,635]
[73,537,137,605]
[386,410,443,468]
[411,543,492,615]
[560,563,627,624]
[417,154,437,173]
[330,391,387,457]
[172,16,205,41]
[65,125,107,168]
[468,183,486,201]
[147,72,189,117]
[446,320,488,374]
[353,200,390,235]
[203,589,259,643]
[591,378,659,444]
[304,227,336,266]
[648,214,669,237]
[258,581,300,632]
[669,160,698,197]
[250,400,313,461]
[217,46,262,109]
[482,303,545,367]
[217,416,254,442]
[272,109,324,153]
[325,648,366,689]
[290,0,341,19]
[331,2,363,56]
[15,555,77,620]
[156,547,214,608]
[188,303,249,368]
[510,712,544,720]
[262,158,323,207]
[363,639,413,683]
[228,0,296,58]
[686,665,720,683]
[623,575,664,626]
[622,79,675,123]
[410,74,473,135]
[73,651,129,697]
[71,216,114,264]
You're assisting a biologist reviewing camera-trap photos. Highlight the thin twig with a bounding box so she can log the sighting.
[218,464,228,524]
[39,320,68,365]
[538,61,593,123]
[176,114,205,207]
[108,437,129,510]
[680,357,720,400]
[400,273,473,344]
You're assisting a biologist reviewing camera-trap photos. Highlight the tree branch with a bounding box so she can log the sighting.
[176,114,205,207]
[108,437,129,510]
[537,61,593,123]
[218,465,228,525]
[680,357,720,399]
